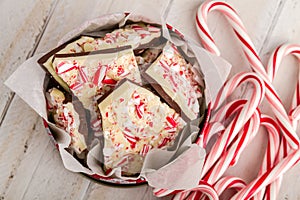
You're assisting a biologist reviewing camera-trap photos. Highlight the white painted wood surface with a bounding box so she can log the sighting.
[0,0,299,199]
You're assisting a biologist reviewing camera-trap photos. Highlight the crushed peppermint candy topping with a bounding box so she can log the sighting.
[93,23,161,50]
[145,42,202,121]
[56,60,78,75]
[140,144,152,157]
[52,47,141,110]
[46,88,87,154]
[99,80,186,174]
[92,64,107,87]
[54,24,160,53]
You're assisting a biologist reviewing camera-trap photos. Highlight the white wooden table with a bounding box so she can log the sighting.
[1,0,300,199]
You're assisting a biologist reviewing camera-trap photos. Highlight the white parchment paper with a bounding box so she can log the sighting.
[5,11,231,190]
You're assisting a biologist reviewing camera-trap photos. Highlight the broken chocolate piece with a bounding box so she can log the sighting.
[98,80,186,175]
[52,46,142,149]
[38,23,163,92]
[46,88,88,154]
[52,46,142,109]
[143,42,202,121]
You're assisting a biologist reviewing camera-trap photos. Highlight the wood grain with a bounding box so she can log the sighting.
[21,142,90,200]
[0,0,57,125]
[1,0,300,199]
[0,97,47,198]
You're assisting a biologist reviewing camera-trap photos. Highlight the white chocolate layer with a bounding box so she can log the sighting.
[52,48,142,110]
[99,80,186,175]
[145,42,201,121]
[46,88,87,154]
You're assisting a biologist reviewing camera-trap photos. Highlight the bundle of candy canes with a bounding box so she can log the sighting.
[153,1,300,199]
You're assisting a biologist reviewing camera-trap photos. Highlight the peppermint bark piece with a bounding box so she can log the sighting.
[46,88,87,154]
[38,23,162,92]
[98,80,186,175]
[61,23,162,53]
[143,42,202,121]
[51,47,142,142]
[95,23,162,50]
[52,46,142,109]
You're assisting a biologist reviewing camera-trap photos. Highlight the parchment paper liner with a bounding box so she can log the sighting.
[5,13,231,190]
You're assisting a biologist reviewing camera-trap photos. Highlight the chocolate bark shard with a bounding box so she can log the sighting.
[38,22,163,92]
[94,23,162,51]
[143,42,202,121]
[46,88,88,154]
[38,36,84,92]
[98,80,186,175]
[52,46,142,149]
[52,46,142,109]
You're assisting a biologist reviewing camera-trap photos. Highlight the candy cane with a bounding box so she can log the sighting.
[195,115,280,200]
[254,115,281,200]
[203,109,260,185]
[153,72,264,199]
[213,176,246,197]
[267,44,300,130]
[170,72,264,200]
[201,72,264,177]
[256,44,300,199]
[183,109,260,200]
[231,148,300,200]
[195,0,266,76]
[200,99,247,148]
[172,181,219,200]
[193,110,261,200]
[196,0,299,149]
[228,107,284,200]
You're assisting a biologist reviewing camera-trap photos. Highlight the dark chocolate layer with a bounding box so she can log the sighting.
[141,72,189,122]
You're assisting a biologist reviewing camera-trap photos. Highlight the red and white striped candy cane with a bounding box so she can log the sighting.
[180,106,259,200]
[267,44,300,130]
[186,109,261,200]
[201,114,281,200]
[213,176,246,197]
[171,72,264,200]
[200,99,247,148]
[195,0,265,75]
[257,44,300,199]
[231,148,300,200]
[170,181,219,200]
[153,72,264,199]
[203,109,261,185]
[196,0,299,149]
[201,72,265,177]
[254,115,281,200]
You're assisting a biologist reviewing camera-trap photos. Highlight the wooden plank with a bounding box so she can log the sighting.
[0,0,101,198]
[0,98,90,199]
[34,0,115,54]
[0,0,61,199]
[278,164,300,200]
[0,96,89,200]
[0,0,118,199]
[21,142,90,200]
[0,0,57,125]
[0,97,49,198]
